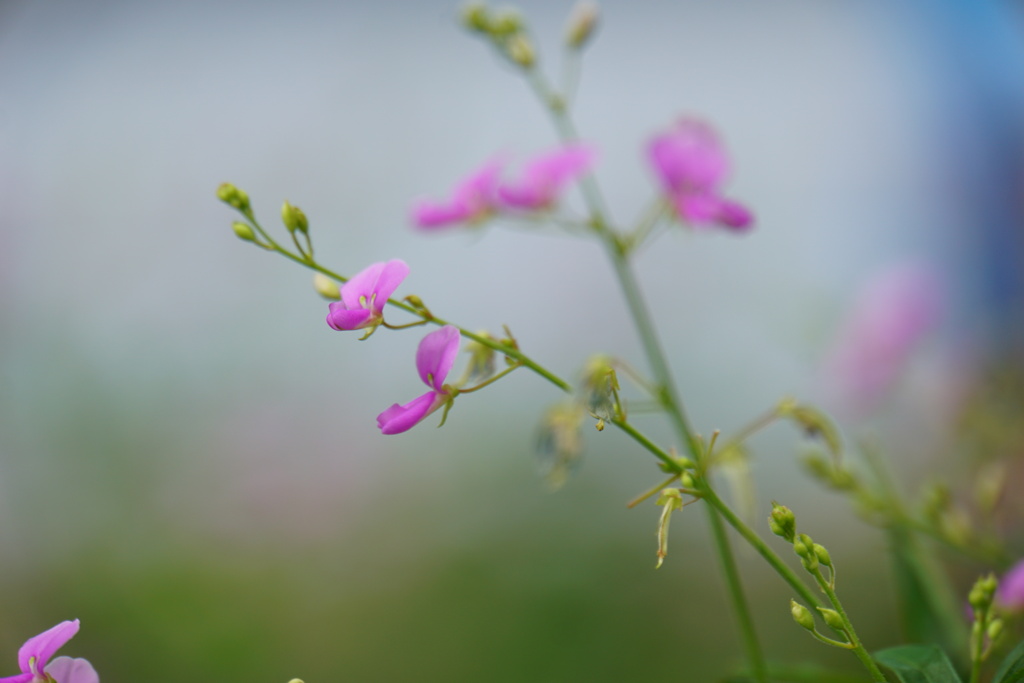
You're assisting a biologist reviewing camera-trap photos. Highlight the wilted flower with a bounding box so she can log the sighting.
[326,259,409,332]
[377,325,461,434]
[411,160,503,230]
[498,144,595,211]
[647,119,752,231]
[0,620,98,683]
[825,262,943,412]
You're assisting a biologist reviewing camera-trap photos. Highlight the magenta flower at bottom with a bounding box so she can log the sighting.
[0,620,98,683]
[377,325,460,435]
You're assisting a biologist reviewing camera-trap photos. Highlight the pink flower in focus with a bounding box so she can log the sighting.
[326,259,409,332]
[998,559,1024,612]
[377,325,460,435]
[0,620,98,683]
[411,160,503,230]
[648,119,753,231]
[498,144,596,211]
[825,263,943,412]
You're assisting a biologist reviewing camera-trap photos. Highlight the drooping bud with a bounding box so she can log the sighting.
[791,600,815,631]
[217,182,251,212]
[281,200,309,234]
[505,34,535,68]
[535,402,586,490]
[313,273,341,300]
[655,488,684,569]
[464,331,497,381]
[768,502,797,542]
[232,221,256,242]
[565,1,599,49]
[813,543,832,570]
[777,398,843,461]
[817,607,846,633]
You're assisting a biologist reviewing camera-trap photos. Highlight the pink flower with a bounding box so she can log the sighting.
[411,160,502,230]
[825,263,943,412]
[377,325,460,435]
[648,119,752,231]
[0,620,98,683]
[998,559,1024,611]
[326,259,409,332]
[497,144,595,211]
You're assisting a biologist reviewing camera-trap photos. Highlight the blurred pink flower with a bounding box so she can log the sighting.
[0,620,98,683]
[998,559,1024,611]
[825,263,943,411]
[648,119,752,231]
[411,160,503,230]
[377,325,460,434]
[497,144,595,210]
[326,259,409,332]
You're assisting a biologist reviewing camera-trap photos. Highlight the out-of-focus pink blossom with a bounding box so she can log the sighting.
[648,118,752,231]
[411,161,503,230]
[326,259,409,332]
[825,263,943,412]
[377,325,460,435]
[998,559,1024,611]
[0,620,98,683]
[497,144,595,210]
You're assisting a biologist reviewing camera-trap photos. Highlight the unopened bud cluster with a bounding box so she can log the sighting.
[461,2,535,67]
[968,573,1004,666]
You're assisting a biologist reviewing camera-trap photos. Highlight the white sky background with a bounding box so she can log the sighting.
[0,0,1021,548]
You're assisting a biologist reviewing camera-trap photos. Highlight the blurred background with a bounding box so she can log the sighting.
[1,0,1023,680]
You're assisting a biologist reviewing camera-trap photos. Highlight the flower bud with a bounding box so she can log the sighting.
[565,1,599,49]
[768,502,797,542]
[217,182,250,212]
[987,618,1004,644]
[778,398,843,459]
[791,600,815,631]
[281,200,309,234]
[679,471,696,489]
[968,573,998,612]
[794,533,818,571]
[461,2,491,32]
[813,543,832,569]
[506,34,535,68]
[817,607,846,633]
[232,221,256,242]
[491,8,523,36]
[313,273,341,300]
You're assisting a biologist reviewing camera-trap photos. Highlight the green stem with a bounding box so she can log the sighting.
[815,571,887,682]
[706,499,769,683]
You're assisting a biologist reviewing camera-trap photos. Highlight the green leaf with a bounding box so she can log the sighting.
[874,644,962,683]
[992,639,1024,683]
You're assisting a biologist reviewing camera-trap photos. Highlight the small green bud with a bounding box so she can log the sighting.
[217,182,250,212]
[794,533,818,571]
[461,2,491,32]
[968,573,998,612]
[491,8,523,36]
[313,273,341,300]
[565,1,599,49]
[287,680,305,683]
[987,618,1004,644]
[505,34,535,68]
[679,471,696,489]
[817,607,846,633]
[281,200,309,234]
[232,221,256,242]
[768,502,797,542]
[791,600,815,631]
[778,398,843,459]
[813,543,832,568]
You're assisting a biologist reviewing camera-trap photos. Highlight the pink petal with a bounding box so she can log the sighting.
[372,259,410,304]
[326,304,374,331]
[415,325,461,390]
[377,391,445,435]
[18,621,79,674]
[715,199,754,230]
[648,119,728,193]
[999,559,1024,611]
[499,144,596,210]
[340,261,386,310]
[410,160,503,230]
[0,673,33,683]
[452,160,503,204]
[45,657,99,683]
[412,201,474,229]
